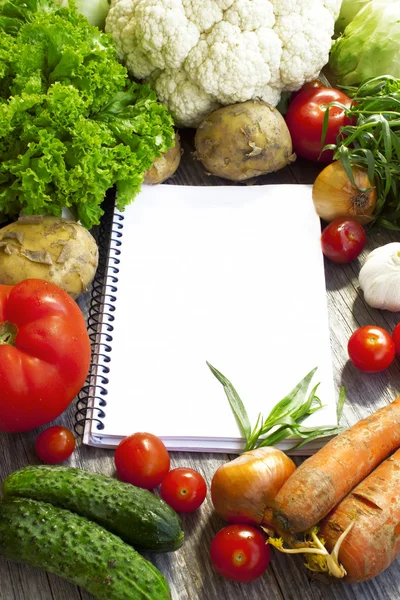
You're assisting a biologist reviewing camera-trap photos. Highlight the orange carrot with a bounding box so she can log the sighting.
[272,397,400,534]
[315,446,400,583]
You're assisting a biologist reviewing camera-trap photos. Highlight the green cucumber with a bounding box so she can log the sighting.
[0,497,171,600]
[3,465,183,553]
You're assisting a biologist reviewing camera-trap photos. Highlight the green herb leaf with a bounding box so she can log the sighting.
[326,75,400,230]
[262,367,318,428]
[208,363,345,452]
[206,361,252,441]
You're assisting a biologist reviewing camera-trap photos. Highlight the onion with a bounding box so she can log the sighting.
[312,161,377,224]
[211,447,296,527]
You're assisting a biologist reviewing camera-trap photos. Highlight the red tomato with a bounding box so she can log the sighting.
[285,86,352,162]
[0,279,91,432]
[114,432,170,489]
[321,219,366,264]
[291,79,324,99]
[348,326,395,373]
[392,324,400,356]
[210,524,270,583]
[35,426,76,464]
[160,468,207,512]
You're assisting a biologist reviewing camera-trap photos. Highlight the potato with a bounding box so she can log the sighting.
[144,132,182,184]
[0,215,99,298]
[194,100,296,181]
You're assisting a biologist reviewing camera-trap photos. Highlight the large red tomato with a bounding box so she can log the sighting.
[291,79,324,99]
[285,86,353,162]
[0,279,91,432]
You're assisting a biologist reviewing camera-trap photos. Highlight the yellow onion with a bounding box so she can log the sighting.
[312,161,377,224]
[211,447,296,527]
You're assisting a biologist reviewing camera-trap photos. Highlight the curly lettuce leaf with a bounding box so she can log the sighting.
[0,0,175,229]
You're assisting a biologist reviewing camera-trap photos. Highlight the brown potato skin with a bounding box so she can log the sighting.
[144,132,182,184]
[194,100,296,181]
[318,447,400,583]
[0,216,99,299]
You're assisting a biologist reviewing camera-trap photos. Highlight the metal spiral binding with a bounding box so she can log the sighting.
[74,189,124,435]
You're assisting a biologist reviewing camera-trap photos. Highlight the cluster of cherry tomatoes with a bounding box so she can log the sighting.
[114,432,271,582]
[114,432,207,512]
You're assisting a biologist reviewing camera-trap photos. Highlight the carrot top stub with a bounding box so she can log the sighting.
[272,397,400,535]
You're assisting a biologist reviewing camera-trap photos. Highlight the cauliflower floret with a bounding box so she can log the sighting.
[153,69,220,128]
[274,2,337,90]
[224,0,275,31]
[185,22,282,105]
[106,0,200,78]
[181,0,223,31]
[106,0,342,127]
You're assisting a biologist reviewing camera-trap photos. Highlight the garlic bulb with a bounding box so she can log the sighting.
[359,243,400,311]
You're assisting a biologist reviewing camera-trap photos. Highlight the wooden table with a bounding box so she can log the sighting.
[1,129,400,600]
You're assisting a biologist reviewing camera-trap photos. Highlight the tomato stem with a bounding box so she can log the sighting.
[0,321,18,346]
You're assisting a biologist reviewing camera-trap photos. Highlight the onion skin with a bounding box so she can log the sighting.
[211,447,296,526]
[312,161,377,224]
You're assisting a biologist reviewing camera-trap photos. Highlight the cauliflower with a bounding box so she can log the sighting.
[105,0,341,127]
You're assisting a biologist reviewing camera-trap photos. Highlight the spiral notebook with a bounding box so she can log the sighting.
[76,184,337,454]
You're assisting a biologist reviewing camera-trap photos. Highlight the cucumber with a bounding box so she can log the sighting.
[0,497,171,600]
[3,466,183,553]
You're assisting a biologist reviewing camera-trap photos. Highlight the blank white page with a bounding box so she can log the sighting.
[86,184,336,452]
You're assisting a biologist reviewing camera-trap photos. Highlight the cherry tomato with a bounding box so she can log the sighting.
[392,324,400,356]
[160,468,207,512]
[321,219,366,264]
[210,524,270,583]
[348,326,395,373]
[35,426,76,464]
[114,432,170,489]
[285,86,352,162]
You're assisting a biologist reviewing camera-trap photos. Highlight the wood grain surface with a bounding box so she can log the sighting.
[1,128,400,599]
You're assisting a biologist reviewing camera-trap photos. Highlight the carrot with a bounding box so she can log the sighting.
[316,447,400,583]
[272,397,400,534]
[269,448,400,582]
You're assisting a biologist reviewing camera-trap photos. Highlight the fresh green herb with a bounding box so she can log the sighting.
[0,0,175,229]
[206,362,345,452]
[322,75,400,230]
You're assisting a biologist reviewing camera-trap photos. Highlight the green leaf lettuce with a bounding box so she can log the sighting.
[0,0,175,228]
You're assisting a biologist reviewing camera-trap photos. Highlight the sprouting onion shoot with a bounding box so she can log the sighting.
[322,75,400,230]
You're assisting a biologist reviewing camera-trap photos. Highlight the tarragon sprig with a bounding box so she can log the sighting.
[206,363,345,452]
[321,75,400,230]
